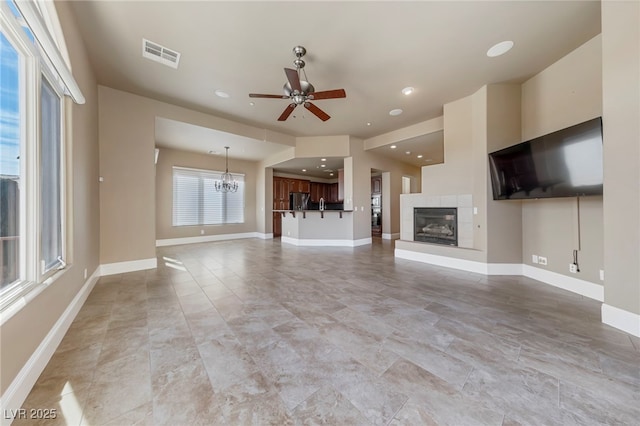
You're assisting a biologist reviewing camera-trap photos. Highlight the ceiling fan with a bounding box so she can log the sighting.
[249,46,346,122]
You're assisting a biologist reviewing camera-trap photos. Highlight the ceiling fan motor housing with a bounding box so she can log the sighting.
[283,80,315,98]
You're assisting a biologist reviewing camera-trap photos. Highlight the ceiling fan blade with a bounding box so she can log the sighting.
[284,68,302,93]
[249,93,289,99]
[304,102,330,121]
[278,103,297,121]
[308,89,346,100]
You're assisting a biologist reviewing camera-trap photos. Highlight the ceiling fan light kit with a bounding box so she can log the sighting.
[249,46,346,122]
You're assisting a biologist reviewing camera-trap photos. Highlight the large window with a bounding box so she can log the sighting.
[0,31,21,288]
[173,167,245,226]
[0,0,82,311]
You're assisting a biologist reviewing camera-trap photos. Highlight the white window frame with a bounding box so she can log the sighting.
[0,0,78,317]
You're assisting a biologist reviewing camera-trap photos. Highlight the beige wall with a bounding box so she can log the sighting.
[155,148,258,240]
[98,87,294,264]
[1,1,100,394]
[348,138,421,239]
[520,35,603,284]
[485,84,523,264]
[98,87,156,264]
[602,0,640,316]
[423,96,475,195]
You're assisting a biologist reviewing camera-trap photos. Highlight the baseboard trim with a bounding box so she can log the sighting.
[522,265,604,302]
[156,232,259,247]
[602,304,640,337]
[0,268,100,423]
[395,249,489,274]
[99,257,157,276]
[281,236,372,247]
[395,250,603,302]
[256,233,273,240]
[382,233,401,240]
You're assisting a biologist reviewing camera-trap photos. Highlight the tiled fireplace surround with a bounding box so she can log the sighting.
[401,194,474,248]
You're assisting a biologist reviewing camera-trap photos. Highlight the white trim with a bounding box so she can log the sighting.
[395,249,489,274]
[12,0,85,104]
[99,258,157,276]
[487,263,523,275]
[156,232,259,247]
[394,250,604,302]
[0,268,99,420]
[601,304,640,337]
[522,265,604,302]
[281,237,372,247]
[255,233,273,240]
[382,233,401,240]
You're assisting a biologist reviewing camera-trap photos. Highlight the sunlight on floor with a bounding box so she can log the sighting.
[163,256,186,271]
[60,382,85,425]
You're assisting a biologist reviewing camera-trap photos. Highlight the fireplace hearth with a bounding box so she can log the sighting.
[414,207,457,246]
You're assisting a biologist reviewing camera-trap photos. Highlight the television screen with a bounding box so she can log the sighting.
[488,117,603,200]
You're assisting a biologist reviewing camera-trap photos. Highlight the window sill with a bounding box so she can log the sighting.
[0,268,68,326]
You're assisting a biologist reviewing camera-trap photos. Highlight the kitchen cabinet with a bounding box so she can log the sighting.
[329,183,339,202]
[310,182,322,202]
[272,176,311,237]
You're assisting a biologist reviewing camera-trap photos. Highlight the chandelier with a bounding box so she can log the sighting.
[214,146,238,193]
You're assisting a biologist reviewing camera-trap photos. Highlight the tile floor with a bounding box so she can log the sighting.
[18,239,640,425]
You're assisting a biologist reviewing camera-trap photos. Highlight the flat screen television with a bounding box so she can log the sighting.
[488,117,603,200]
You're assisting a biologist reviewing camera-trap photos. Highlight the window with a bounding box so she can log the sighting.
[173,167,245,226]
[40,76,63,273]
[0,31,21,288]
[0,0,83,312]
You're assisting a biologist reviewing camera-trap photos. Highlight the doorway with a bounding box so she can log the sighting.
[371,173,382,237]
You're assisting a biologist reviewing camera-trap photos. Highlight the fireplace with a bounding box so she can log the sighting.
[414,207,457,246]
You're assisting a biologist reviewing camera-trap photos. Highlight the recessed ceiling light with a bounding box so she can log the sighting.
[390,145,397,149]
[417,154,423,158]
[330,173,334,176]
[405,151,411,155]
[214,89,230,98]
[302,169,307,172]
[425,158,433,162]
[366,122,372,126]
[487,40,514,57]
[321,164,326,168]
[249,102,255,106]
[321,158,326,162]
[402,87,414,96]
[389,109,403,116]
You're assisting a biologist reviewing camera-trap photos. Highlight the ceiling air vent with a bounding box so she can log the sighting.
[142,38,180,69]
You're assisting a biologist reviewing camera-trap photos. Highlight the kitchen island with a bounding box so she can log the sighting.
[274,209,370,247]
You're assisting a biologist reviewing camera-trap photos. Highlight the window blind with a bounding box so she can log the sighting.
[173,167,245,226]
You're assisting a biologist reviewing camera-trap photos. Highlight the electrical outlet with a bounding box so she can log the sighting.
[200,229,205,235]
[538,256,548,265]
[569,263,577,273]
[600,269,604,281]
[532,255,539,264]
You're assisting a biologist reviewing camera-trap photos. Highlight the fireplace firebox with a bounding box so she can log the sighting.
[414,207,457,246]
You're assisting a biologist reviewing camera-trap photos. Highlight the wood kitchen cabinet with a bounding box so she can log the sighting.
[310,182,321,202]
[272,176,311,237]
[328,183,339,202]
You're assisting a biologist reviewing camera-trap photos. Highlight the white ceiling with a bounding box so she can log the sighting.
[69,1,601,169]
